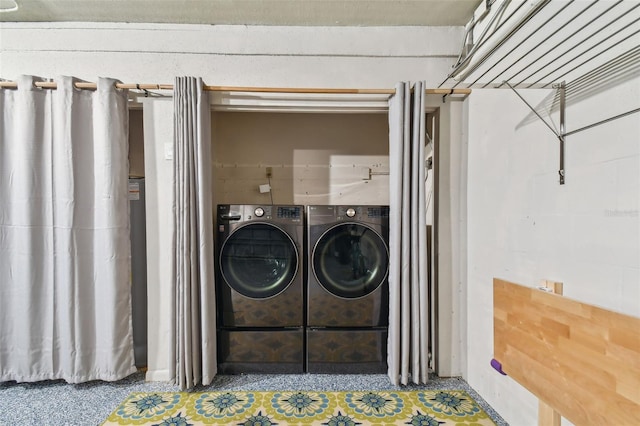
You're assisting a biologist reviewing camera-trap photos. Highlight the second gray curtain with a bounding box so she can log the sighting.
[387,81,430,385]
[172,76,217,389]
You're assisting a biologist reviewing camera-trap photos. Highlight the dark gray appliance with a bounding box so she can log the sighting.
[129,177,147,368]
[306,205,389,373]
[216,204,304,373]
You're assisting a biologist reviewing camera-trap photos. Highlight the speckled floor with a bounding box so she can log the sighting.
[0,372,507,425]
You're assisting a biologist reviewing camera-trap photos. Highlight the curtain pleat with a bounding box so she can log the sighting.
[387,81,430,385]
[173,77,216,390]
[0,75,135,383]
[414,81,429,383]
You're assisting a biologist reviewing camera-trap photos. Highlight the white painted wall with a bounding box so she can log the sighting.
[141,98,175,382]
[0,22,462,88]
[465,77,640,425]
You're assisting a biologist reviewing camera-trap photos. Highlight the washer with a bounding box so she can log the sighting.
[306,205,389,373]
[216,204,304,373]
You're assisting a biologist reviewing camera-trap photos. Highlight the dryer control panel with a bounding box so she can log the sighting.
[336,206,389,221]
[277,206,302,219]
[217,204,303,224]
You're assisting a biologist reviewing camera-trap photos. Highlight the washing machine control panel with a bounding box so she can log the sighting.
[277,206,302,219]
[366,206,389,218]
[245,206,302,221]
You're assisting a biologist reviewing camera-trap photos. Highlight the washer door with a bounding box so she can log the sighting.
[220,223,298,299]
[312,223,388,299]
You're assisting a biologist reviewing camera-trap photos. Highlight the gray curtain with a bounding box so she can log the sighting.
[0,76,135,382]
[172,76,217,389]
[387,81,430,385]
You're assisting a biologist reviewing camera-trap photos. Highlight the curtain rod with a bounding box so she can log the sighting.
[0,80,472,96]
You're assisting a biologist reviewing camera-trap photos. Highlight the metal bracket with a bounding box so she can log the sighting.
[504,79,640,186]
[555,81,566,185]
[504,81,565,185]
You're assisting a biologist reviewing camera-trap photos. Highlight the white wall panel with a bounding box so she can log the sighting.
[141,98,174,382]
[1,23,462,56]
[0,23,462,88]
[1,50,458,88]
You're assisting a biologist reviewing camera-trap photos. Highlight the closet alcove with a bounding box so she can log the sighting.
[127,91,446,378]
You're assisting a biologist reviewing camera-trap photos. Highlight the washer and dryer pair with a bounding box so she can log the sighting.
[216,204,389,374]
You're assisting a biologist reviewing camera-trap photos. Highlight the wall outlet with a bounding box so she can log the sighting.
[266,167,273,178]
[164,143,173,160]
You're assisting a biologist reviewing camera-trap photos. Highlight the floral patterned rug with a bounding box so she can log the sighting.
[102,390,497,425]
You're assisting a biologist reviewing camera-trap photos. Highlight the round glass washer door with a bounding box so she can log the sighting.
[220,222,298,299]
[312,222,389,299]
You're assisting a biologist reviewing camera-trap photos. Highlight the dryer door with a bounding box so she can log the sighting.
[312,223,388,299]
[220,223,298,299]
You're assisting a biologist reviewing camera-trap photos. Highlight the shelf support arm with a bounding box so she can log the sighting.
[556,81,566,185]
[504,81,565,185]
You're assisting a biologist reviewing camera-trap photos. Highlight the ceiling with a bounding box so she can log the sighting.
[0,0,482,26]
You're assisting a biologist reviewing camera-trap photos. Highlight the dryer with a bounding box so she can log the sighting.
[306,205,389,373]
[216,204,304,373]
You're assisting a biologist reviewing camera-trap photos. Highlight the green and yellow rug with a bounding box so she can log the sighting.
[102,390,496,425]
